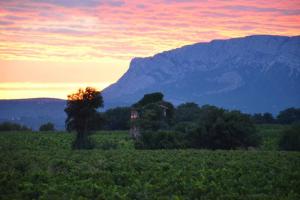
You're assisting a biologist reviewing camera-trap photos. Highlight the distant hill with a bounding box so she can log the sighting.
[0,98,66,130]
[102,35,300,113]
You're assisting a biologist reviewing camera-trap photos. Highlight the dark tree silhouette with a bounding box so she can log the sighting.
[175,102,201,123]
[103,107,131,130]
[277,107,300,124]
[133,92,164,107]
[64,87,103,149]
[39,122,55,131]
[0,122,31,131]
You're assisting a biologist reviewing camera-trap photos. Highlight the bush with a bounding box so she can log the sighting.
[277,108,300,124]
[173,122,197,134]
[39,122,55,132]
[279,124,300,151]
[135,106,260,150]
[191,110,260,149]
[103,107,130,130]
[174,102,201,123]
[0,122,31,131]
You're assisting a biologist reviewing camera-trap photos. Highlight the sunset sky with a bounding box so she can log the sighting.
[1,0,300,99]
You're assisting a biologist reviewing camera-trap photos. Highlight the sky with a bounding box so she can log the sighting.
[0,0,299,99]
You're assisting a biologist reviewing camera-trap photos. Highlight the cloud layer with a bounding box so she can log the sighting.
[0,0,299,98]
[1,0,299,62]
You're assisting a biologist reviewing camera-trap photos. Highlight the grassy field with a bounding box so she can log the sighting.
[0,125,299,199]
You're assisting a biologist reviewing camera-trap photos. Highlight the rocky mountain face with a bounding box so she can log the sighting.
[102,35,300,113]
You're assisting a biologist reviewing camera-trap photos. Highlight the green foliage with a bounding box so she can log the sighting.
[138,103,166,131]
[103,107,131,130]
[174,121,198,134]
[137,104,260,150]
[277,107,300,124]
[88,112,105,131]
[174,102,201,123]
[133,92,163,107]
[279,124,300,151]
[64,87,103,149]
[39,122,55,132]
[191,109,260,149]
[0,131,300,199]
[133,93,175,131]
[0,122,31,131]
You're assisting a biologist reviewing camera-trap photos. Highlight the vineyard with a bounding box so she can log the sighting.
[1,126,300,199]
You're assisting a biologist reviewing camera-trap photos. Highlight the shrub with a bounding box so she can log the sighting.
[279,124,300,151]
[103,107,131,130]
[190,110,260,149]
[277,108,300,124]
[135,107,260,150]
[0,122,31,131]
[173,122,197,134]
[39,122,55,132]
[174,102,201,123]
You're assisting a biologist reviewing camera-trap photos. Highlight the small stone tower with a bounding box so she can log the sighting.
[130,108,140,139]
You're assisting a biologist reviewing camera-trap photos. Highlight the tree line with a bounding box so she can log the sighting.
[0,87,299,151]
[62,88,300,151]
[1,106,299,132]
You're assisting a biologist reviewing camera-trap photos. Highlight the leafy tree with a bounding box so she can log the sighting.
[64,87,103,149]
[88,112,105,131]
[279,123,300,151]
[174,102,201,123]
[139,103,164,131]
[277,107,300,124]
[0,122,31,131]
[190,108,260,149]
[133,92,163,107]
[103,107,131,130]
[137,103,260,150]
[39,122,55,131]
[134,93,174,131]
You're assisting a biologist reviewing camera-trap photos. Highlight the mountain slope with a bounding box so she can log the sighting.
[102,35,300,113]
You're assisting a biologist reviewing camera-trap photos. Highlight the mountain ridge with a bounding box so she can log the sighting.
[102,35,300,113]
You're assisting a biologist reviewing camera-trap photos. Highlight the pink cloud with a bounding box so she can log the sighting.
[0,0,299,62]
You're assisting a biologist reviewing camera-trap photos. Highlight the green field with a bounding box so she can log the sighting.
[1,125,300,199]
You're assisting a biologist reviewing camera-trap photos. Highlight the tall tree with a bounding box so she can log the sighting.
[175,102,201,123]
[103,107,131,130]
[133,92,174,131]
[64,87,103,149]
[277,108,300,124]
